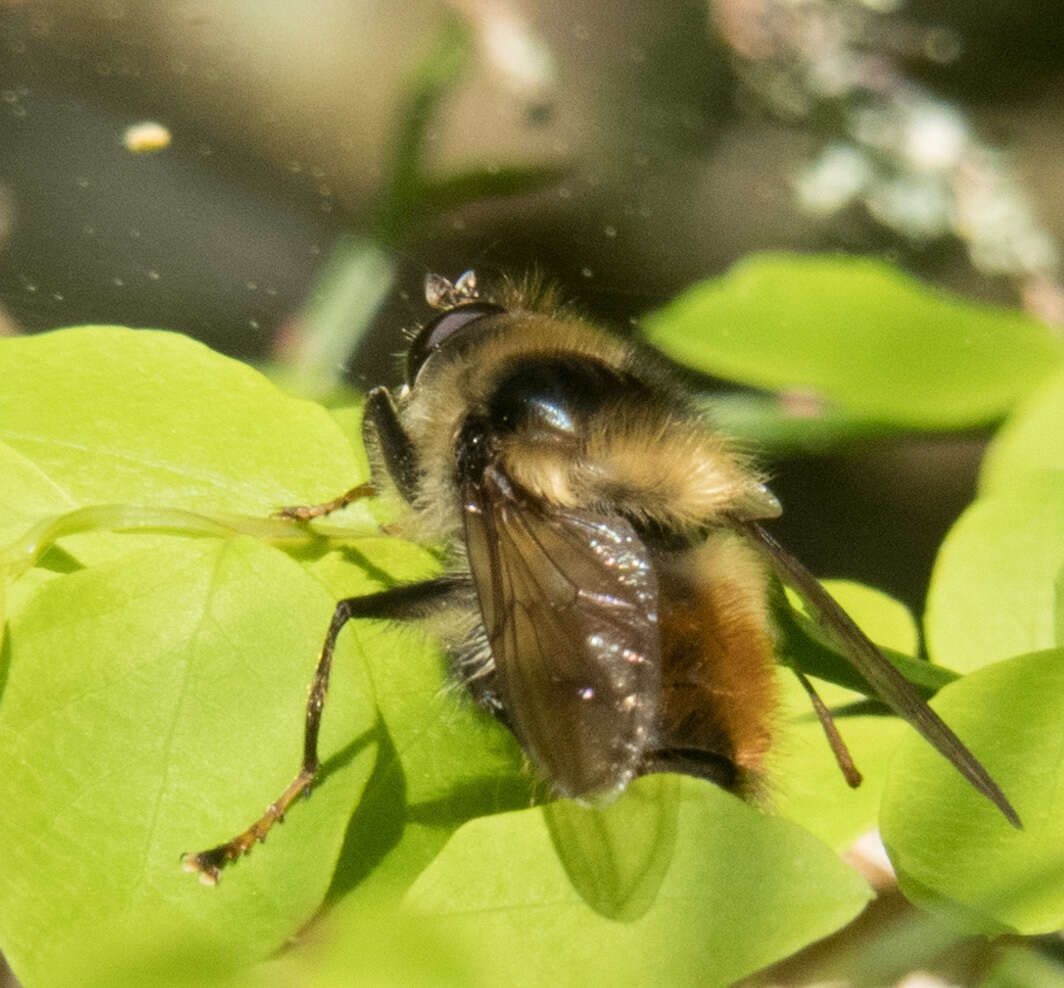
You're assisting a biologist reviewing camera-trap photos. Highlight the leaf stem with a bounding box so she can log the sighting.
[0,504,383,579]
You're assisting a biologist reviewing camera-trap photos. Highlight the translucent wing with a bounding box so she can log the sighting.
[462,464,661,799]
[737,519,1021,827]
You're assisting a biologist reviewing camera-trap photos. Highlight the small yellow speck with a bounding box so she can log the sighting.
[123,121,172,153]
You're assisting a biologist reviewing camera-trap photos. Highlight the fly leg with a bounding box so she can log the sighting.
[276,387,420,520]
[181,575,470,884]
[276,481,377,520]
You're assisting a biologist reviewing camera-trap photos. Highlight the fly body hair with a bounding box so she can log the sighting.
[375,283,785,800]
[393,302,777,544]
[650,530,780,800]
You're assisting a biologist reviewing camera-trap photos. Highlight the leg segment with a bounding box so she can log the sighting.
[793,667,862,788]
[276,481,377,521]
[182,575,470,884]
[363,386,420,504]
[275,386,420,521]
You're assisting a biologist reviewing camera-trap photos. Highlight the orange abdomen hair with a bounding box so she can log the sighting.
[652,532,779,794]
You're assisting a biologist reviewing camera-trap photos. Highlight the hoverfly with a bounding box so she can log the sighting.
[183,270,1018,884]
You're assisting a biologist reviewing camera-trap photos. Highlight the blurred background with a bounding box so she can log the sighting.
[1,0,1062,610]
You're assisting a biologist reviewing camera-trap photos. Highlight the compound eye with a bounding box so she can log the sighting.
[405,302,505,385]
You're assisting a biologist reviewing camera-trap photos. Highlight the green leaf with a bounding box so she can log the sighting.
[1057,565,1064,646]
[774,580,954,698]
[543,774,680,921]
[643,253,1063,429]
[703,392,899,455]
[403,777,872,987]
[881,649,1064,935]
[0,328,414,984]
[0,327,370,546]
[254,901,482,988]
[984,944,1064,988]
[0,537,377,985]
[981,367,1064,495]
[813,579,920,655]
[925,476,1064,672]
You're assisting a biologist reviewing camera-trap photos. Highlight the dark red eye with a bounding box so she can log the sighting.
[406,302,505,384]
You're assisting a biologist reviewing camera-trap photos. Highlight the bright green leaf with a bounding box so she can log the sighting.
[0,538,377,986]
[813,579,920,655]
[981,367,1064,495]
[0,328,423,985]
[328,403,370,466]
[68,891,489,988]
[774,579,952,698]
[0,327,368,545]
[925,476,1064,672]
[543,774,680,921]
[1057,564,1064,645]
[644,254,1062,429]
[253,901,484,988]
[881,649,1064,935]
[403,777,871,987]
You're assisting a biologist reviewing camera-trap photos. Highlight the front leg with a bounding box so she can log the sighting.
[275,386,421,520]
[363,386,420,504]
[182,574,471,884]
[276,481,376,521]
